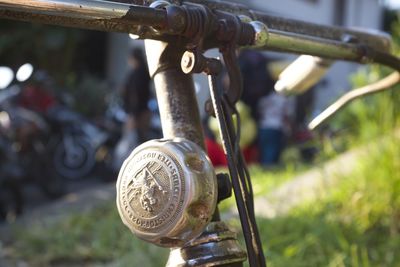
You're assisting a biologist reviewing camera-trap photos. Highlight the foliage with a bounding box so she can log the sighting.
[0,20,83,84]
[259,134,400,267]
[63,74,110,118]
[0,21,110,118]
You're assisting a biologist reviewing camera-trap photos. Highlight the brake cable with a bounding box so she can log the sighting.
[181,49,267,266]
[209,71,266,267]
[172,3,272,263]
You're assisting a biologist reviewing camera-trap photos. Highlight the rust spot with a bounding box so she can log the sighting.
[185,154,204,172]
[188,202,209,222]
[159,237,182,247]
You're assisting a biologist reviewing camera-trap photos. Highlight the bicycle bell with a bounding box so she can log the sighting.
[116,138,218,247]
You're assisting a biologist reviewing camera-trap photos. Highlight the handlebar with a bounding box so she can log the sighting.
[0,0,399,71]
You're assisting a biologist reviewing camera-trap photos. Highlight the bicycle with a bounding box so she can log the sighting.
[0,1,399,266]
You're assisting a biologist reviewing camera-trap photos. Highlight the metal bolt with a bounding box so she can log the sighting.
[181,51,196,74]
[250,21,269,47]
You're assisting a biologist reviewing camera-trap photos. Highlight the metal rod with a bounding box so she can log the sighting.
[266,29,362,61]
[0,0,167,34]
[0,0,157,20]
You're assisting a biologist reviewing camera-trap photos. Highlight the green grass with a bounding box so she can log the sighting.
[7,203,168,266]
[259,134,400,267]
[6,133,400,267]
[215,162,309,212]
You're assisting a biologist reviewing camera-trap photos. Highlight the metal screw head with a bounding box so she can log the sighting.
[250,21,269,47]
[181,51,195,74]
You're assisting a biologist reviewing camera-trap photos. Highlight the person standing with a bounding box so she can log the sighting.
[113,48,151,170]
[121,48,151,140]
[238,49,274,120]
[258,92,291,166]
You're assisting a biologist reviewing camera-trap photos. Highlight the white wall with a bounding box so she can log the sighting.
[106,33,130,89]
[251,0,335,24]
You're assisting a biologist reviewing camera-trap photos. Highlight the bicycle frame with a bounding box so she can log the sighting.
[1,1,399,266]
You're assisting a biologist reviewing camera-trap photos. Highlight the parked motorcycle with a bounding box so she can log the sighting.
[0,121,23,222]
[16,69,116,181]
[46,105,111,180]
[0,65,66,201]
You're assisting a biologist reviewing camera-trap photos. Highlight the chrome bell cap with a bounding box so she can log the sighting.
[116,138,217,247]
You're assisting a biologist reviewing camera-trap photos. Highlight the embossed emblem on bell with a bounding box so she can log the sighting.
[116,138,218,247]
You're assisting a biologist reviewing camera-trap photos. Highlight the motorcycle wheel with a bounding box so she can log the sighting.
[53,136,96,180]
[0,180,23,222]
[31,153,67,199]
[38,171,66,199]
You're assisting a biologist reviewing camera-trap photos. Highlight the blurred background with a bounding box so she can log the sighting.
[0,0,400,266]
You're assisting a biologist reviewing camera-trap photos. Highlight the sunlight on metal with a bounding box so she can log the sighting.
[129,33,140,40]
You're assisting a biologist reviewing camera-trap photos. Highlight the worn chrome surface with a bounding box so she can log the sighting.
[0,0,167,33]
[166,222,247,267]
[0,0,144,19]
[116,138,217,247]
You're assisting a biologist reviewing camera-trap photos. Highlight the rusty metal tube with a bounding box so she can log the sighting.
[266,29,362,60]
[144,39,205,149]
[0,0,167,33]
